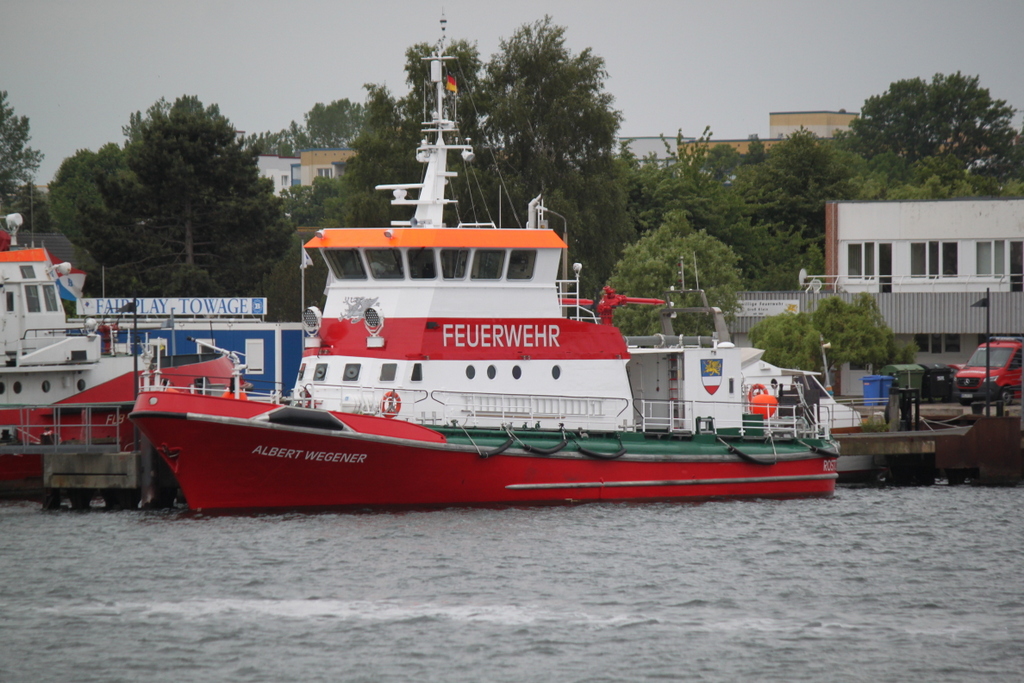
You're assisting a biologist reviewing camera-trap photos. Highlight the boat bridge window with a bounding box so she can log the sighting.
[324,249,367,280]
[19,266,34,279]
[5,292,13,312]
[441,249,469,279]
[24,285,41,313]
[343,364,361,382]
[408,248,437,279]
[297,363,307,381]
[380,363,397,381]
[366,249,404,279]
[471,250,505,280]
[43,285,59,312]
[411,363,423,381]
[313,363,328,381]
[507,250,536,280]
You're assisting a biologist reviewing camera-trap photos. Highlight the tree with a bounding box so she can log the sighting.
[748,312,822,373]
[247,98,367,156]
[606,211,742,336]
[476,17,632,293]
[731,130,855,289]
[812,294,913,373]
[0,91,43,205]
[79,96,292,298]
[48,144,128,242]
[4,181,51,234]
[842,72,1019,178]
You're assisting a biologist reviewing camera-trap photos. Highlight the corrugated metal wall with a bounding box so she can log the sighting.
[734,291,1024,335]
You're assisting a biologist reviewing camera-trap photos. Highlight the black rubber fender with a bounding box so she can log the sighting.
[717,437,776,466]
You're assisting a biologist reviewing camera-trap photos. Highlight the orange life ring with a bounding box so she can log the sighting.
[380,390,402,418]
[747,384,769,402]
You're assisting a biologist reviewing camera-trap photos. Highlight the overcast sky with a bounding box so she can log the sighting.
[4,0,1023,185]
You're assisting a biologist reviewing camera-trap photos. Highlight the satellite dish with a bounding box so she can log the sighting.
[798,268,808,285]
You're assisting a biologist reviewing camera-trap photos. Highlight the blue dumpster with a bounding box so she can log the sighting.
[862,375,896,406]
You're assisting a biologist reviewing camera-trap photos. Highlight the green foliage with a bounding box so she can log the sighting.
[79,96,292,299]
[607,211,742,336]
[0,91,43,203]
[812,294,913,372]
[843,72,1019,178]
[748,312,821,372]
[750,295,915,384]
[282,177,349,228]
[261,235,329,322]
[48,144,127,242]
[3,181,51,234]
[246,99,367,157]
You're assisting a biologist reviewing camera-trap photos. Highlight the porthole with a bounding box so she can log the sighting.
[486,365,496,379]
[466,365,476,379]
[77,379,86,391]
[512,365,522,379]
[13,382,22,394]
[42,380,51,393]
[552,365,561,379]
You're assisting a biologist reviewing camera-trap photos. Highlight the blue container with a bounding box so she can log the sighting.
[862,375,895,406]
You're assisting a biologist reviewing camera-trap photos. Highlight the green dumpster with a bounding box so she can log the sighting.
[880,363,924,391]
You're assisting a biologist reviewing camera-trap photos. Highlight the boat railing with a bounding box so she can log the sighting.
[633,398,829,439]
[288,381,430,416]
[557,279,599,323]
[426,390,630,429]
[0,402,131,454]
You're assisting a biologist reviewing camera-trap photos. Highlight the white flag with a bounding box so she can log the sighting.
[301,249,313,269]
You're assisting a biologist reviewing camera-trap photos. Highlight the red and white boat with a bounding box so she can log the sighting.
[0,217,235,495]
[129,35,839,511]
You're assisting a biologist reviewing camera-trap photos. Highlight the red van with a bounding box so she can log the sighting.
[955,337,1023,406]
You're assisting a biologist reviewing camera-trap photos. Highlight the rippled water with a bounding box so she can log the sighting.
[2,487,1022,682]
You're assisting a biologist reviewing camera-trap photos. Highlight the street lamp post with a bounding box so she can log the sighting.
[971,287,991,417]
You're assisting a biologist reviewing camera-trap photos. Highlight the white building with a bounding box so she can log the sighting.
[257,155,300,196]
[732,198,1024,395]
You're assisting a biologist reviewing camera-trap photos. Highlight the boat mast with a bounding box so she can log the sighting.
[376,17,475,228]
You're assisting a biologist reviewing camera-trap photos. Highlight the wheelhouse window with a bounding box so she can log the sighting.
[366,249,404,279]
[507,250,537,280]
[43,285,59,312]
[471,250,505,280]
[19,266,34,278]
[24,285,40,313]
[440,249,469,279]
[380,363,397,382]
[324,249,367,280]
[408,248,437,279]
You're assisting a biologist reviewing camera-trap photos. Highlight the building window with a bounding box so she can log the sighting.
[930,334,942,354]
[317,168,332,178]
[911,241,957,278]
[944,334,961,353]
[914,334,929,352]
[281,175,288,187]
[976,240,1005,276]
[847,243,875,277]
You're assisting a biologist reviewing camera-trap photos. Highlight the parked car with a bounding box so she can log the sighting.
[954,337,1023,406]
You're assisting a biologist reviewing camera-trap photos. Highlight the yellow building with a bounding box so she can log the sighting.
[298,148,357,185]
[677,110,859,155]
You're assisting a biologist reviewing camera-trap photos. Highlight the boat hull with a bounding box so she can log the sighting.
[131,392,837,511]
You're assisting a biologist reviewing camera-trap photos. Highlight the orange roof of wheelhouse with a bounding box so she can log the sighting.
[305,227,567,250]
[0,248,49,263]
